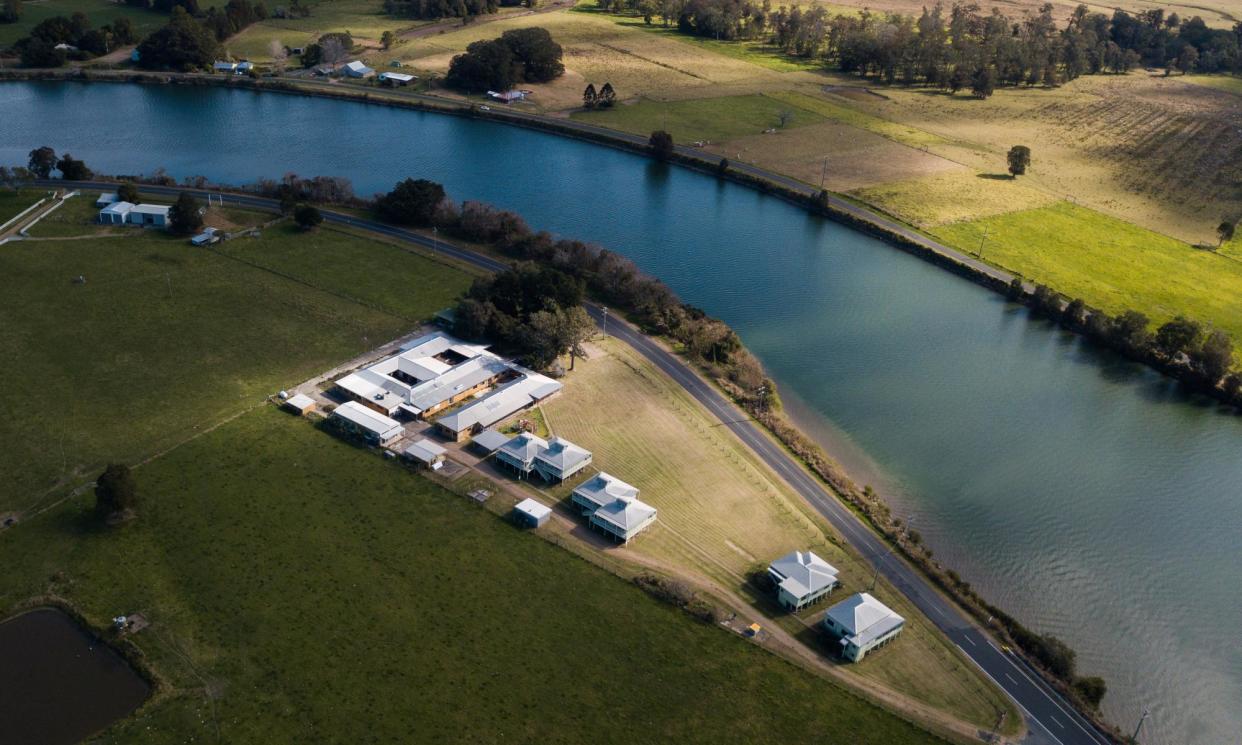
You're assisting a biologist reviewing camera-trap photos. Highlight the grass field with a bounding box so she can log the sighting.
[541,338,1018,734]
[0,187,46,226]
[0,0,167,48]
[572,93,826,142]
[221,0,434,60]
[930,201,1242,354]
[852,171,1059,227]
[0,406,950,745]
[1182,73,1242,97]
[0,197,471,512]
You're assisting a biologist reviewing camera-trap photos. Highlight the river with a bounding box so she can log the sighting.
[4,81,1240,744]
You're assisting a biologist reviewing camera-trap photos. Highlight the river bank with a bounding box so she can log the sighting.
[3,68,1236,411]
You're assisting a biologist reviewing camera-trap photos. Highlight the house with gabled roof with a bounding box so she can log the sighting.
[768,550,839,611]
[822,592,905,662]
[532,437,592,483]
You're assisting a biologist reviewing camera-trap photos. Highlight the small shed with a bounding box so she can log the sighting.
[285,393,316,415]
[190,227,219,246]
[342,60,375,78]
[403,438,448,470]
[99,201,134,224]
[235,61,254,74]
[127,203,170,228]
[470,429,511,455]
[513,498,551,528]
[379,71,415,86]
[95,193,119,208]
[214,61,237,73]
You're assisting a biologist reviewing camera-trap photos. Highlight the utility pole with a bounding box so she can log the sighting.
[820,156,829,189]
[977,226,990,259]
[1131,708,1150,743]
[601,306,608,336]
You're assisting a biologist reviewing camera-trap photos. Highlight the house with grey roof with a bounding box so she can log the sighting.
[571,473,656,544]
[532,437,592,483]
[822,592,905,662]
[330,401,404,446]
[768,550,839,611]
[403,438,447,470]
[494,432,548,478]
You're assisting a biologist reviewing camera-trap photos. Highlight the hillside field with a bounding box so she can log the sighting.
[0,405,951,745]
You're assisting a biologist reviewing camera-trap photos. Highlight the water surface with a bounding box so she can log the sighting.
[4,82,1240,744]
[0,608,150,745]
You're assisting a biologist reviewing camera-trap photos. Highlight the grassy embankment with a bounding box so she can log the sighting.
[854,179,1242,357]
[0,406,950,745]
[0,0,166,48]
[1,193,470,513]
[0,187,49,226]
[541,338,1019,734]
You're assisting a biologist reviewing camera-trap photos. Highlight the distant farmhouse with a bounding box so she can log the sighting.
[98,200,171,228]
[822,592,905,662]
[768,550,839,611]
[571,472,657,544]
[332,331,561,442]
[342,60,375,78]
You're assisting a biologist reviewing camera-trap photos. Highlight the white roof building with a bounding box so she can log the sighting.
[532,437,592,483]
[342,60,374,77]
[470,429,511,453]
[513,498,551,528]
[214,61,238,72]
[99,201,135,224]
[403,438,447,469]
[434,374,562,441]
[331,401,404,445]
[571,473,656,543]
[95,193,119,207]
[768,550,839,611]
[127,204,171,227]
[379,72,415,84]
[285,393,316,414]
[823,593,905,662]
[494,432,548,476]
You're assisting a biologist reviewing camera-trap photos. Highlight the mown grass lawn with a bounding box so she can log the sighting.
[572,93,826,143]
[0,187,48,226]
[0,406,948,745]
[0,0,166,47]
[0,207,470,512]
[931,201,1242,356]
[1182,73,1242,98]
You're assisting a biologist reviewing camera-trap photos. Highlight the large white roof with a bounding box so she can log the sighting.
[514,498,551,522]
[100,201,134,215]
[436,374,562,434]
[129,203,170,216]
[403,438,447,463]
[572,472,638,509]
[499,432,548,461]
[535,437,591,472]
[332,401,403,437]
[825,593,904,645]
[769,550,839,599]
[591,494,657,532]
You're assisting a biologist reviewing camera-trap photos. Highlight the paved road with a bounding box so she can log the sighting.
[55,181,1107,745]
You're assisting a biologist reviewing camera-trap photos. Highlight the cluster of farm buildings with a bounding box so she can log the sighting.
[288,331,661,545]
[287,329,901,661]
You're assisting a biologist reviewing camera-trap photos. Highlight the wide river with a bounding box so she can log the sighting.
[4,81,1239,744]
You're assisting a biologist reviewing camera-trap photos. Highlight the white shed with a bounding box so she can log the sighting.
[342,60,375,78]
[127,204,170,228]
[513,498,551,528]
[285,393,316,415]
[403,438,447,469]
[99,201,134,224]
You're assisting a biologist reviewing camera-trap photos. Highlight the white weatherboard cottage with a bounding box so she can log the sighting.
[571,472,657,544]
[767,550,839,611]
[532,436,592,483]
[822,592,905,662]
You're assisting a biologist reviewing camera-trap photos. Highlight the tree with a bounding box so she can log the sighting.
[1072,676,1107,709]
[1196,329,1234,382]
[649,129,674,161]
[168,191,203,234]
[528,305,593,370]
[20,37,67,67]
[1154,316,1202,358]
[500,26,563,81]
[1112,310,1152,352]
[118,181,140,202]
[55,153,92,180]
[375,178,446,226]
[1217,219,1235,247]
[0,0,21,23]
[582,82,597,109]
[27,146,57,178]
[293,203,323,230]
[95,463,137,519]
[777,109,794,127]
[716,157,729,176]
[446,38,518,92]
[971,66,996,98]
[947,65,969,94]
[597,81,615,107]
[136,7,220,71]
[111,17,135,44]
[1007,145,1031,177]
[381,30,395,50]
[1063,298,1087,327]
[1176,44,1198,74]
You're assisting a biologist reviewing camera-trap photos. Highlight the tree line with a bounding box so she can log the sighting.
[597,0,1242,94]
[11,12,137,66]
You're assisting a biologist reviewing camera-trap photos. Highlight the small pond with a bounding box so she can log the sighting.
[0,608,150,745]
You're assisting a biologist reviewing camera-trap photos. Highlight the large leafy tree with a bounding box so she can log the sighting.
[55,153,92,180]
[1007,145,1032,177]
[95,463,137,518]
[136,6,219,71]
[27,146,57,178]
[649,130,674,161]
[500,27,563,82]
[375,178,446,226]
[168,192,204,234]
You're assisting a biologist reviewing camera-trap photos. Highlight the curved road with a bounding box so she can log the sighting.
[50,181,1105,745]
